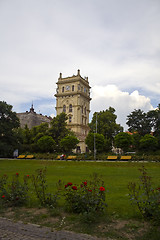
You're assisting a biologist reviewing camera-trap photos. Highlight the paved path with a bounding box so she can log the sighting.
[0,217,101,240]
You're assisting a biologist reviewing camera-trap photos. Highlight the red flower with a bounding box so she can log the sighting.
[99,187,105,192]
[156,187,160,191]
[16,173,19,176]
[27,175,30,177]
[2,195,5,199]
[67,182,73,186]
[88,189,92,192]
[65,185,68,188]
[72,186,77,190]
[83,181,87,186]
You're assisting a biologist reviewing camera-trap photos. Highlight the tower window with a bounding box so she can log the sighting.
[62,86,64,92]
[84,107,86,115]
[69,104,72,112]
[72,85,74,91]
[69,116,72,123]
[82,106,83,114]
[63,105,66,113]
[78,84,81,90]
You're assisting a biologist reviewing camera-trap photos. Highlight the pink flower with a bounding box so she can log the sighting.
[99,187,105,192]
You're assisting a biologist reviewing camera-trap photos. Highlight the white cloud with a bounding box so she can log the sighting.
[91,85,154,130]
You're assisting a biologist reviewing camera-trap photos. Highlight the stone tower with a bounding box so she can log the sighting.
[55,70,91,153]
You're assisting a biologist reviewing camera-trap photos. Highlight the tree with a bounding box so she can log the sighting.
[48,113,71,144]
[126,109,152,136]
[132,133,142,151]
[30,123,49,143]
[114,132,133,152]
[139,134,158,152]
[147,104,160,138]
[37,136,56,153]
[60,135,79,153]
[85,132,105,153]
[0,101,20,157]
[89,107,123,143]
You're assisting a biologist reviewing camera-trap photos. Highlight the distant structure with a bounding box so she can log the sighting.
[17,104,52,129]
[55,69,91,153]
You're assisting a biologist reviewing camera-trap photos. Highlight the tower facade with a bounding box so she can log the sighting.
[55,70,91,153]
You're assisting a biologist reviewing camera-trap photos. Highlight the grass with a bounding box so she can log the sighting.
[0,159,160,239]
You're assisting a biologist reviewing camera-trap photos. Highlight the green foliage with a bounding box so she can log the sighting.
[89,107,123,141]
[0,101,20,157]
[63,173,107,214]
[31,168,58,208]
[49,113,70,144]
[60,135,79,153]
[147,104,160,137]
[37,136,56,153]
[85,132,106,153]
[139,134,158,151]
[114,132,133,152]
[0,173,29,207]
[128,166,160,223]
[127,109,153,136]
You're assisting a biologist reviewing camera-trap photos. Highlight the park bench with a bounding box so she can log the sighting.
[67,156,77,160]
[17,155,26,159]
[120,156,132,161]
[107,156,118,160]
[25,155,35,159]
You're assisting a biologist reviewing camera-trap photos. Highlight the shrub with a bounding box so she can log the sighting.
[63,173,107,214]
[0,173,30,207]
[128,166,160,223]
[31,168,58,208]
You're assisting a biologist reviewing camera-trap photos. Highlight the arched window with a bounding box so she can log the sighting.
[82,106,83,114]
[63,105,66,113]
[62,86,64,92]
[69,116,72,123]
[69,104,72,112]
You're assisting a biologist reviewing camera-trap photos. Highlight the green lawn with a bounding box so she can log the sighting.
[0,160,160,219]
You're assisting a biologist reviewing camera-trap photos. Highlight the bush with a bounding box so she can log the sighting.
[63,173,107,214]
[31,168,58,208]
[128,166,160,223]
[0,173,30,207]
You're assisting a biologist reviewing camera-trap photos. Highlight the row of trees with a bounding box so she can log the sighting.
[85,105,160,153]
[0,101,79,157]
[0,100,160,157]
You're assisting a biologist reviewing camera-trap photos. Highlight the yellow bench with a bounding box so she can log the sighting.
[107,156,118,160]
[17,155,26,159]
[120,156,132,160]
[25,155,34,159]
[56,155,61,160]
[67,156,77,160]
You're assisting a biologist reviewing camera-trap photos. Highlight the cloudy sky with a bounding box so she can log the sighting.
[0,0,160,130]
